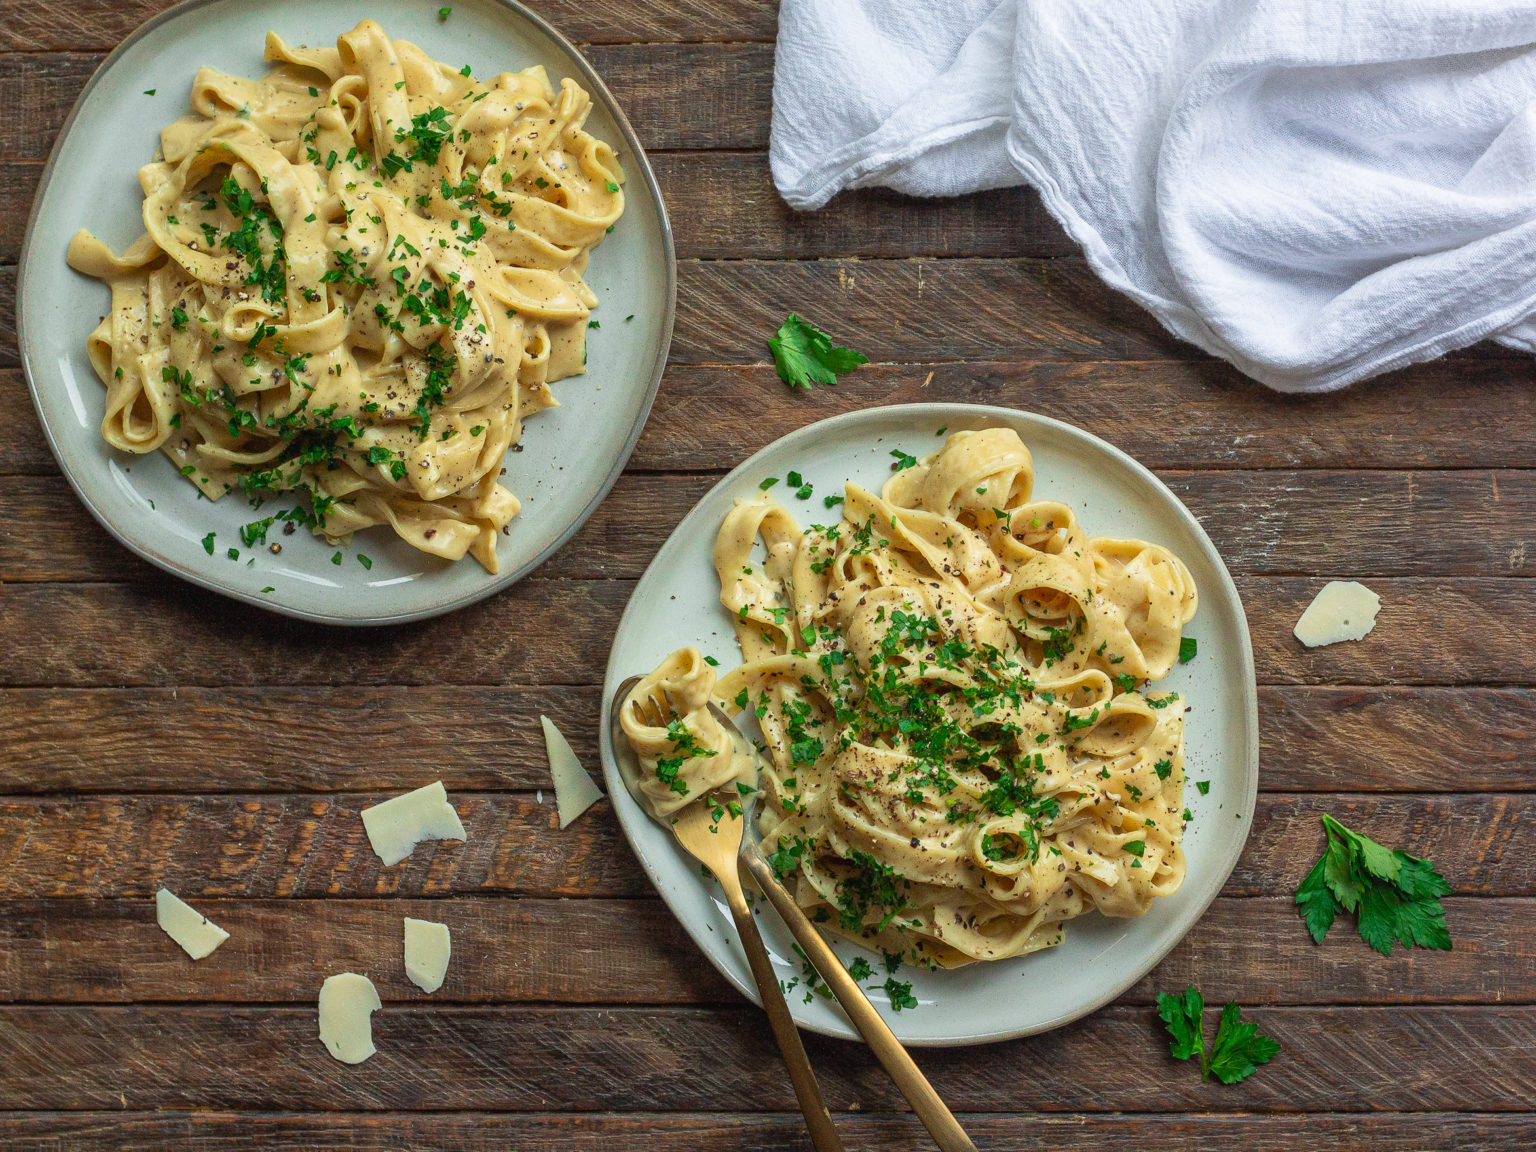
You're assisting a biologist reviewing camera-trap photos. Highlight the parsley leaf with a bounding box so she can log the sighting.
[1295,814,1452,956]
[1156,985,1277,1085]
[1179,636,1197,663]
[1155,985,1205,1063]
[1295,853,1338,945]
[1206,1001,1281,1084]
[768,313,868,390]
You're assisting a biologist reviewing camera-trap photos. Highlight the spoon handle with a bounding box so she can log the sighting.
[740,851,978,1152]
[723,885,845,1152]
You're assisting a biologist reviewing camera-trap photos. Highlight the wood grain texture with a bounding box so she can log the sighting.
[4,685,1530,795]
[4,0,1532,1136]
[3,260,1527,372]
[10,356,1536,478]
[0,0,779,52]
[0,154,1063,265]
[0,895,1526,1007]
[4,259,1183,373]
[2,1112,1533,1152]
[5,469,1536,582]
[0,793,1527,901]
[1,577,1533,688]
[3,1004,1535,1112]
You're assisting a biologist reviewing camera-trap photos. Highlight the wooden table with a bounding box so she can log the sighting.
[3,2,1534,1148]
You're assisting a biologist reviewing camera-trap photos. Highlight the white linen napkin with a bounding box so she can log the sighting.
[771,0,1536,392]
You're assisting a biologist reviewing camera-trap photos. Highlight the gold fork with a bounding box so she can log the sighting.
[612,676,843,1152]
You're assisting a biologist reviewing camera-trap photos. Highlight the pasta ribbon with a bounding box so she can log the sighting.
[66,20,625,571]
[623,428,1198,967]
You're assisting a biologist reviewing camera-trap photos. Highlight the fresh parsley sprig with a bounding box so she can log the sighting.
[1155,985,1278,1085]
[768,313,868,390]
[1295,814,1452,956]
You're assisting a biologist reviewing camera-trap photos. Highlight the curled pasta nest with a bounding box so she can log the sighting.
[66,19,624,571]
[623,428,1198,968]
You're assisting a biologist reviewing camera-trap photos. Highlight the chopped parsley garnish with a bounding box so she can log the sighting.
[200,532,216,555]
[882,978,918,1012]
[1179,636,1197,663]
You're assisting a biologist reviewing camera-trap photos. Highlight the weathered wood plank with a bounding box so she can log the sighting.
[1,1004,1533,1112]
[0,47,786,161]
[0,897,735,1005]
[0,686,603,793]
[0,578,1531,688]
[0,791,646,900]
[6,469,1535,582]
[0,47,775,162]
[0,895,1525,1007]
[3,685,1530,795]
[1,1112,1532,1152]
[10,356,1536,481]
[5,260,1529,374]
[0,578,631,688]
[632,358,1536,471]
[0,259,1192,374]
[0,155,1063,266]
[1256,686,1536,793]
[0,0,779,52]
[0,793,1525,900]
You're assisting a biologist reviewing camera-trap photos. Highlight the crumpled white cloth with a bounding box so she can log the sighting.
[770,0,1536,392]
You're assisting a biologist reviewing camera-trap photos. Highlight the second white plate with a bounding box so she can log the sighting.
[599,403,1259,1046]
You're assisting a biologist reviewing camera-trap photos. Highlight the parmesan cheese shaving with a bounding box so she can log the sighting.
[317,972,381,1064]
[154,888,229,960]
[541,715,603,828]
[403,918,452,993]
[1294,580,1382,647]
[361,781,467,866]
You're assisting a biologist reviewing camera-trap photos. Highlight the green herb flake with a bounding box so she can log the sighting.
[1179,636,1198,663]
[201,532,216,555]
[882,977,918,1012]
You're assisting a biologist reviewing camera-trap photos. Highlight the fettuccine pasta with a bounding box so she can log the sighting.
[66,19,624,571]
[622,428,1198,968]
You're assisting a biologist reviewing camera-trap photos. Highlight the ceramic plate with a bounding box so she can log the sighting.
[17,0,674,624]
[599,403,1258,1046]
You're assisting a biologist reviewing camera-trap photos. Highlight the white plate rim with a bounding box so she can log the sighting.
[599,401,1260,1047]
[16,0,676,626]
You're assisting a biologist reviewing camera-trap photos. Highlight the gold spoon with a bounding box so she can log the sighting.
[611,676,843,1152]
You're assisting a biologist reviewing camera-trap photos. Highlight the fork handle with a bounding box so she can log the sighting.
[724,890,845,1152]
[740,852,978,1152]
